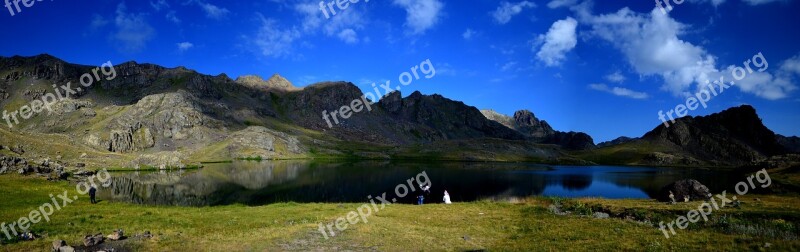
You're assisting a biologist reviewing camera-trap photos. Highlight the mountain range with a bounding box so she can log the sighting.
[0,54,797,169]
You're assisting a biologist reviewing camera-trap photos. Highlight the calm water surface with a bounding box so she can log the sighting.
[102,161,745,206]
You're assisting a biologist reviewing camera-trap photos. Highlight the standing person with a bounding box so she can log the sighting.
[89,186,97,204]
[417,194,425,205]
[443,190,452,204]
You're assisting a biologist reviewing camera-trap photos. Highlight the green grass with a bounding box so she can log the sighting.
[1,175,799,251]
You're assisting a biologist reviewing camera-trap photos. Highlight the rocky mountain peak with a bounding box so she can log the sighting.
[642,104,786,165]
[235,74,297,91]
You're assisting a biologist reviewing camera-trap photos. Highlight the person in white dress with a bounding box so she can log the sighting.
[443,190,452,204]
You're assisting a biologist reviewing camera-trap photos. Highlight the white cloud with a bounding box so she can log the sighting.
[589,83,649,99]
[579,7,720,96]
[112,3,155,53]
[492,1,536,24]
[732,70,794,100]
[535,17,577,67]
[295,1,366,44]
[547,0,577,9]
[462,28,476,40]
[245,15,301,58]
[337,29,359,44]
[727,53,800,100]
[177,42,193,52]
[605,71,626,83]
[198,2,230,20]
[392,0,444,35]
[150,0,169,11]
[166,11,181,24]
[575,4,796,100]
[780,54,800,75]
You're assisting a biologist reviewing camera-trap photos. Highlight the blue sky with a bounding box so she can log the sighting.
[1,0,798,142]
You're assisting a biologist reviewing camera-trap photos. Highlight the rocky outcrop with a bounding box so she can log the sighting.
[235,74,298,91]
[642,105,787,166]
[0,155,67,180]
[480,109,596,150]
[226,126,304,158]
[657,179,712,202]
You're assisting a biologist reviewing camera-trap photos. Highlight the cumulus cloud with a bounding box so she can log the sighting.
[492,1,536,24]
[112,3,155,53]
[573,3,795,100]
[392,0,444,35]
[578,7,721,96]
[589,83,649,99]
[535,17,578,67]
[728,53,800,100]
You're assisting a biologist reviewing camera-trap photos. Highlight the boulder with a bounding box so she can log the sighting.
[657,179,712,202]
[50,239,75,251]
[107,229,124,241]
[83,233,104,247]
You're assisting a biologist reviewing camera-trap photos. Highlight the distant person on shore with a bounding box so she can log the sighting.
[443,190,452,204]
[417,194,425,205]
[89,186,97,204]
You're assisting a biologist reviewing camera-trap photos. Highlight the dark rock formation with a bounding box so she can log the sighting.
[480,109,596,150]
[82,234,104,247]
[777,135,800,154]
[657,179,712,202]
[642,105,788,166]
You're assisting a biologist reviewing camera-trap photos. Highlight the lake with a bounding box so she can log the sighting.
[101,160,745,206]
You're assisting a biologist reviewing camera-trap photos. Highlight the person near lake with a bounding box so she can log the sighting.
[89,186,97,204]
[443,190,452,204]
[417,194,425,205]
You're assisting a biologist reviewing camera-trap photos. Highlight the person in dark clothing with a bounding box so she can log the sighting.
[417,194,425,205]
[89,186,97,204]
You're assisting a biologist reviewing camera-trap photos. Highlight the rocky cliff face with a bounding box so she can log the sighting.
[382,91,525,141]
[480,109,596,150]
[642,105,788,165]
